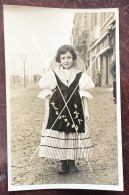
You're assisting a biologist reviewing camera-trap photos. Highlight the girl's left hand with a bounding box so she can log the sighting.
[85,113,89,122]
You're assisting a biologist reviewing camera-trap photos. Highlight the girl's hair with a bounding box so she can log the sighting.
[56,45,77,63]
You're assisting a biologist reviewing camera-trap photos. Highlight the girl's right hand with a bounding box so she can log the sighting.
[45,96,50,114]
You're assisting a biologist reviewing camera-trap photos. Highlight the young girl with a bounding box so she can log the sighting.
[38,45,95,174]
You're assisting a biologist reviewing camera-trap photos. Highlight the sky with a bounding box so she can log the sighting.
[4,6,74,76]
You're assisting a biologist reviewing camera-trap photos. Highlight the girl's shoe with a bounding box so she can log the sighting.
[68,160,79,173]
[59,160,70,174]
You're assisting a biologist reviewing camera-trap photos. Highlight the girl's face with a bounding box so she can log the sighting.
[60,52,73,69]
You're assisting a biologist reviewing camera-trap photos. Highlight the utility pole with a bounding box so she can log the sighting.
[20,54,28,88]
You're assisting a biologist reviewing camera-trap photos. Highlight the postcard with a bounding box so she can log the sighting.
[3,5,123,191]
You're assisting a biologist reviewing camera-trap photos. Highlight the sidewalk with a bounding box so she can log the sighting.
[10,86,118,186]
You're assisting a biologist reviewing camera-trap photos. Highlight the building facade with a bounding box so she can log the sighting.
[71,12,116,87]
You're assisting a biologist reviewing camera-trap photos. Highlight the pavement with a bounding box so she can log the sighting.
[10,84,118,186]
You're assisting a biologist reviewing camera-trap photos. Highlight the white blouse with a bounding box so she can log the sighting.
[38,66,95,100]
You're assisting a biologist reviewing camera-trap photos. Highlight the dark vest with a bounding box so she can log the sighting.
[46,71,85,133]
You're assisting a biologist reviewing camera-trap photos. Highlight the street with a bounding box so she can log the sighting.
[10,84,118,186]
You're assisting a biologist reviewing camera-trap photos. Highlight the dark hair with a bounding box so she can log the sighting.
[56,45,77,63]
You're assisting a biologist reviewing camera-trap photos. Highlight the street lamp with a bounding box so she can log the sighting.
[20,54,28,88]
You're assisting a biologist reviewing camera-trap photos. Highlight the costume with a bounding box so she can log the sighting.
[38,66,94,160]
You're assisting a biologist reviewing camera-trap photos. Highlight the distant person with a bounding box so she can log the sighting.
[38,45,94,174]
[93,72,101,87]
[96,72,102,87]
[32,74,37,84]
[33,74,41,84]
[110,57,116,104]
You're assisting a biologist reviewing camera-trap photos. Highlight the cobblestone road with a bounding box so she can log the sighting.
[10,84,118,186]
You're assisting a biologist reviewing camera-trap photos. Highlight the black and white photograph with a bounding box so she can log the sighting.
[4,6,123,191]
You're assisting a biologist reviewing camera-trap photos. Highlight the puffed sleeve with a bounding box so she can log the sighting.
[79,72,95,99]
[38,71,56,100]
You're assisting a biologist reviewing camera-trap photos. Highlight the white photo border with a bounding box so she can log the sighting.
[4,6,123,191]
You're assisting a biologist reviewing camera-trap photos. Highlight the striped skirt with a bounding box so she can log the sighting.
[39,114,93,160]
